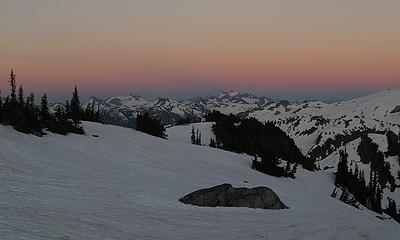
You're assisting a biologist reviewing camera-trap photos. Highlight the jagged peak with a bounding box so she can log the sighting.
[129,93,143,99]
[87,96,103,102]
[217,90,240,98]
[226,90,239,97]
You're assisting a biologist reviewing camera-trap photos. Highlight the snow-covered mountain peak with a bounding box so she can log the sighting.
[86,96,106,105]
[339,89,400,114]
[217,90,255,100]
[104,94,148,108]
[219,90,240,98]
[81,90,276,125]
[81,89,400,132]
[128,93,145,101]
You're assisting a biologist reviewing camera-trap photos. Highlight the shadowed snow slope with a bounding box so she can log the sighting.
[0,122,399,239]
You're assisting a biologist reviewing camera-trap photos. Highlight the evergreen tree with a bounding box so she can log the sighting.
[64,86,85,134]
[190,125,196,144]
[18,85,24,105]
[210,110,314,176]
[333,149,388,214]
[135,112,167,139]
[386,199,397,219]
[358,134,393,188]
[95,106,101,122]
[374,185,383,213]
[47,104,84,135]
[209,138,217,148]
[27,93,35,111]
[0,70,85,135]
[335,150,349,187]
[8,69,17,104]
[70,85,81,125]
[48,105,69,135]
[54,105,64,120]
[1,71,30,132]
[4,97,9,106]
[40,93,50,127]
[80,103,102,123]
[0,69,85,135]
[65,101,70,118]
[386,131,400,157]
[84,104,94,119]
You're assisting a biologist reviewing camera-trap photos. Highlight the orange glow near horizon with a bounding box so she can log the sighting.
[0,1,399,97]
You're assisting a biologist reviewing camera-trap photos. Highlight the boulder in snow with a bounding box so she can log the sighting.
[179,183,288,209]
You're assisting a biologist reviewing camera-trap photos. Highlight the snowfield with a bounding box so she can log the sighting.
[1,122,400,239]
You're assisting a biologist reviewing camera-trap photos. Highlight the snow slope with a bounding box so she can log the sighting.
[167,122,215,146]
[1,122,399,239]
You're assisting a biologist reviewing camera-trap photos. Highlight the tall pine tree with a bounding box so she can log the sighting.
[70,85,81,125]
[209,138,217,148]
[190,125,196,144]
[8,69,17,104]
[18,85,24,105]
[40,93,50,127]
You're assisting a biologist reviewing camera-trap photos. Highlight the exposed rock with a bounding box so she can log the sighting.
[390,105,400,114]
[179,183,288,209]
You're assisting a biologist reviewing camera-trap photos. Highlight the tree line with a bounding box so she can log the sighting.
[205,110,315,178]
[190,125,202,145]
[335,150,383,213]
[357,135,396,190]
[335,134,400,223]
[0,69,101,136]
[135,112,167,139]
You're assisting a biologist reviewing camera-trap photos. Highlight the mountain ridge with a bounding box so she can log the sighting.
[79,89,400,128]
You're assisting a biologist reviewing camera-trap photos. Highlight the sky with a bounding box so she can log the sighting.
[0,0,399,101]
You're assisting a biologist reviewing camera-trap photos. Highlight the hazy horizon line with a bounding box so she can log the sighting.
[44,87,394,104]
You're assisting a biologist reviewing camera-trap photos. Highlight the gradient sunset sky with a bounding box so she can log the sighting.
[1,0,399,100]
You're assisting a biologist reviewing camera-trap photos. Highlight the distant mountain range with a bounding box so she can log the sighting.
[80,90,278,127]
[80,89,400,134]
[57,88,400,168]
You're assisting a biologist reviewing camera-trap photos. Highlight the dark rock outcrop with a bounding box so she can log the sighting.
[390,105,400,114]
[179,184,288,209]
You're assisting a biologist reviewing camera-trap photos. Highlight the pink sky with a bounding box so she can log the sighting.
[1,1,399,99]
